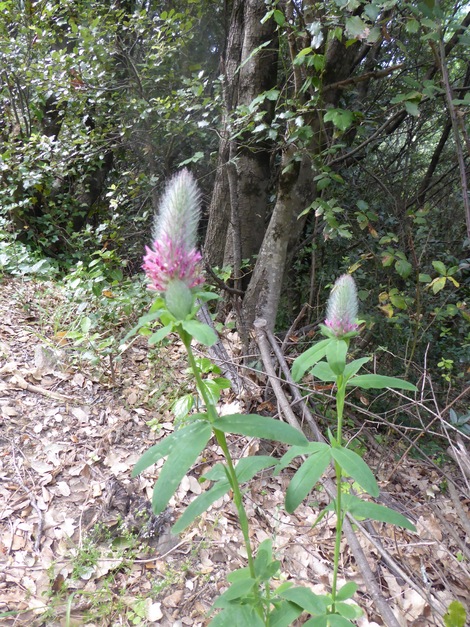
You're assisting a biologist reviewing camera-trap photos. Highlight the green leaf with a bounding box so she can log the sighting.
[343,357,370,382]
[181,319,217,346]
[336,582,358,601]
[269,600,303,627]
[213,377,231,389]
[335,602,362,619]
[132,426,195,476]
[294,47,313,65]
[279,587,330,614]
[324,108,354,132]
[381,252,395,267]
[273,9,285,26]
[345,16,366,38]
[172,478,231,533]
[432,260,447,275]
[444,600,467,627]
[330,447,379,497]
[200,379,222,404]
[214,577,257,603]
[165,279,193,319]
[303,617,327,627]
[210,605,265,626]
[276,442,327,473]
[171,394,194,420]
[254,539,279,580]
[389,292,408,310]
[324,615,356,627]
[291,339,330,381]
[235,455,277,482]
[405,18,420,33]
[326,339,348,375]
[285,446,331,512]
[404,100,420,117]
[310,361,337,382]
[347,374,417,391]
[151,421,212,515]
[419,273,432,282]
[395,258,413,279]
[342,494,416,530]
[148,323,173,344]
[214,414,308,446]
[431,276,446,294]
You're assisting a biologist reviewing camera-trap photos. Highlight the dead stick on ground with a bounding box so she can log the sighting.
[253,319,304,433]
[11,372,74,402]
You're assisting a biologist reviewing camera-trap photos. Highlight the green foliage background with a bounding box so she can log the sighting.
[0,0,468,393]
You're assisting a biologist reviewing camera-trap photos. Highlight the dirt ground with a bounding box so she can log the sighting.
[0,276,469,626]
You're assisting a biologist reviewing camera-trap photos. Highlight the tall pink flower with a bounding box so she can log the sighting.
[143,170,204,294]
[324,274,359,337]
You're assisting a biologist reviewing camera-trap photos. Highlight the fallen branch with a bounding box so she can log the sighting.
[11,372,74,402]
[0,362,74,402]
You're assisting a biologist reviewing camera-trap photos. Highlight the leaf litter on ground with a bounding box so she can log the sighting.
[0,277,468,626]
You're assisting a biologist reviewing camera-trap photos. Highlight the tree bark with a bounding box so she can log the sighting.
[242,150,315,330]
[204,0,278,272]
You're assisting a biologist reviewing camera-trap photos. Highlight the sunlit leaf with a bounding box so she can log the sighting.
[347,374,417,391]
[330,447,379,497]
[285,446,331,512]
[181,319,217,346]
[342,494,416,530]
[214,414,308,446]
[292,339,330,381]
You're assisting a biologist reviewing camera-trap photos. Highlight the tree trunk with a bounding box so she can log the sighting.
[242,149,315,330]
[204,0,278,272]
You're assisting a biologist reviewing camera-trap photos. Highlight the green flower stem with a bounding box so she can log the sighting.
[331,373,346,612]
[181,331,261,614]
[181,331,219,423]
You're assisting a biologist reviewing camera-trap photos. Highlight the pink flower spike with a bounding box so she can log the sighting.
[142,170,204,294]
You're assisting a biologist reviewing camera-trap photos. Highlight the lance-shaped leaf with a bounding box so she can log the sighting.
[330,446,379,497]
[326,338,348,375]
[310,361,337,382]
[285,445,331,513]
[214,414,308,446]
[279,587,330,614]
[276,441,327,473]
[347,374,417,391]
[340,494,416,531]
[132,421,204,476]
[142,421,212,515]
[172,456,275,533]
[343,356,370,382]
[291,338,330,381]
[149,323,174,344]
